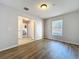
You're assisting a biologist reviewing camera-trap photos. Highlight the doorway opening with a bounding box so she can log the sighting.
[18,16,35,45]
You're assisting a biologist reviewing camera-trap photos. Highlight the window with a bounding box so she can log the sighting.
[52,20,63,36]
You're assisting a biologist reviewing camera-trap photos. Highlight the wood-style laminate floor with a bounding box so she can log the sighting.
[0,39,79,59]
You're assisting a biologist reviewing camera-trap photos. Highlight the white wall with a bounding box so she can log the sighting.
[28,20,35,39]
[0,3,43,51]
[0,4,19,51]
[44,10,79,45]
[35,17,44,40]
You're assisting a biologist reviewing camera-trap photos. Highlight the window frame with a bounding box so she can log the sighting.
[52,20,63,36]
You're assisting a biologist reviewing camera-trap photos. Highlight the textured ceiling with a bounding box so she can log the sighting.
[0,0,79,18]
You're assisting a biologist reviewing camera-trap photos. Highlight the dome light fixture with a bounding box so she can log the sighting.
[40,4,48,9]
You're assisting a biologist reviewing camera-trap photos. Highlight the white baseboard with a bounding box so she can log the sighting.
[0,45,18,52]
[46,38,79,45]
[60,40,79,45]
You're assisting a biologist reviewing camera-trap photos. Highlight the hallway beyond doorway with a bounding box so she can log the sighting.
[18,16,35,45]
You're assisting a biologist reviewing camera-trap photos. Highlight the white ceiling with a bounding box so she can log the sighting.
[0,0,79,18]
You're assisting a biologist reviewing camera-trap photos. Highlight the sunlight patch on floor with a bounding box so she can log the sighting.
[18,38,35,45]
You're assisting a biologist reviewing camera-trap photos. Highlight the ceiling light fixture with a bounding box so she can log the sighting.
[40,4,47,9]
